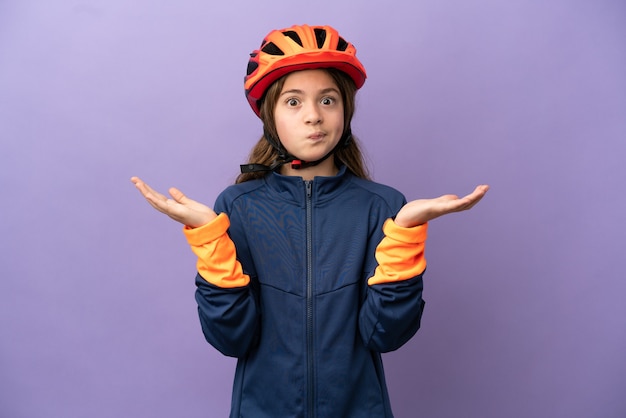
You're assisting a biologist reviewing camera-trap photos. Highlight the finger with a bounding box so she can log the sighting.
[133,180,176,213]
[468,185,490,204]
[142,182,169,202]
[168,187,189,205]
[452,185,490,211]
[169,187,217,215]
[458,185,488,201]
[132,178,156,200]
[168,188,207,213]
[437,194,459,201]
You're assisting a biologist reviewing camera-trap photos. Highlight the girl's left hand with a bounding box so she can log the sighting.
[394,185,490,228]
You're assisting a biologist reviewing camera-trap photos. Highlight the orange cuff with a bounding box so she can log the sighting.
[367,219,428,286]
[183,213,250,288]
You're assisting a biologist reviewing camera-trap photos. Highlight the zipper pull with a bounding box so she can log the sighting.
[305,180,312,198]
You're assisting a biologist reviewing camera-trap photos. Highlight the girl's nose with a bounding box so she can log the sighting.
[304,103,322,124]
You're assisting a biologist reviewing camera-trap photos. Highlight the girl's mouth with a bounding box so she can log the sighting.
[308,132,326,140]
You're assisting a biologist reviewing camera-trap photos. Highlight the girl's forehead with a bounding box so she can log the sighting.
[281,69,338,90]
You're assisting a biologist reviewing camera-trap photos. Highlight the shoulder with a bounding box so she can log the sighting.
[347,176,406,210]
[214,178,266,213]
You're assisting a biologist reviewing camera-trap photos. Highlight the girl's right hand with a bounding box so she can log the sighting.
[131,177,217,228]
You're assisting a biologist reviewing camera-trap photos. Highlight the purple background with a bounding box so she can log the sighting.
[1,1,625,417]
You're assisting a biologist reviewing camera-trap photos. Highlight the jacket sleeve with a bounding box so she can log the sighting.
[183,213,260,358]
[359,219,428,353]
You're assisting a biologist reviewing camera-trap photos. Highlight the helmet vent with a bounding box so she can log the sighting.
[261,42,284,56]
[314,28,327,48]
[337,37,348,51]
[246,61,258,76]
[282,30,303,46]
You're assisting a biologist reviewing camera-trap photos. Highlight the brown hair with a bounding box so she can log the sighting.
[235,68,370,184]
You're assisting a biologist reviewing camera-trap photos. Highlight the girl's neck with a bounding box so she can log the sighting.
[280,157,339,180]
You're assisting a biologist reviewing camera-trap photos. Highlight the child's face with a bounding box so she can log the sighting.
[274,69,344,167]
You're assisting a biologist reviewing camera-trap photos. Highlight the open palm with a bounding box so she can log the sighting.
[131,177,217,228]
[395,185,489,228]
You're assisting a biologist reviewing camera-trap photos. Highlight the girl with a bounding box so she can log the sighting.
[132,24,488,417]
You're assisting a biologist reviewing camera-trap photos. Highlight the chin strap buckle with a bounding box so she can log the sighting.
[240,163,272,173]
[291,160,303,169]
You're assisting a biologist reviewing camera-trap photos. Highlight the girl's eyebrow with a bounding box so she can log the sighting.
[279,87,340,97]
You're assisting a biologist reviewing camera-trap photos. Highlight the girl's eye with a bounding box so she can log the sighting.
[287,98,299,106]
[321,97,335,105]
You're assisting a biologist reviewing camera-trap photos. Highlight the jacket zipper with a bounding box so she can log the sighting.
[305,180,314,417]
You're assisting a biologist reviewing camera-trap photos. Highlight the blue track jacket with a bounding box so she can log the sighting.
[184,166,428,417]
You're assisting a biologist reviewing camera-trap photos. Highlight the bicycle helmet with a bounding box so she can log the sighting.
[244,24,367,116]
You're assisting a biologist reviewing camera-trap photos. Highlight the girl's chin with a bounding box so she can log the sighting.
[294,154,329,163]
[289,145,339,162]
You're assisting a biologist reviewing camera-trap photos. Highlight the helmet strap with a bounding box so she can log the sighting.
[240,128,352,174]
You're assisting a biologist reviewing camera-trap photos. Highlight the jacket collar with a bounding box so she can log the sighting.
[265,165,352,205]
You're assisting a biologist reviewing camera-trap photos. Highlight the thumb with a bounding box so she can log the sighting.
[168,187,190,204]
[438,194,459,201]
